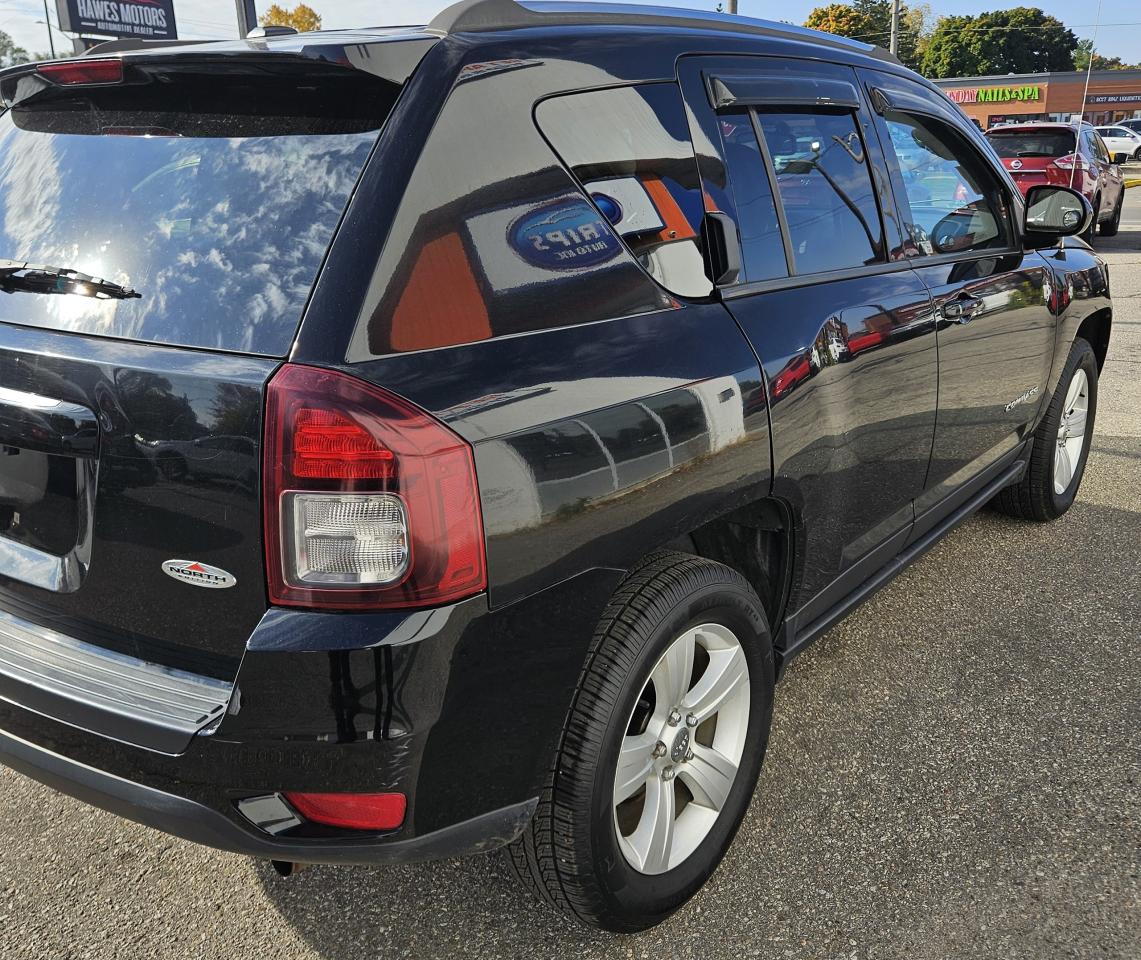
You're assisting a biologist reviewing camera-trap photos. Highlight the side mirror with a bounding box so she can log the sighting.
[1023,185,1092,247]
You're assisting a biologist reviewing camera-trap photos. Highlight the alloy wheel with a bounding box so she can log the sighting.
[612,623,750,875]
[1054,368,1089,495]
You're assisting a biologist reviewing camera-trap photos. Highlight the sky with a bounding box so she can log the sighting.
[2,0,1140,64]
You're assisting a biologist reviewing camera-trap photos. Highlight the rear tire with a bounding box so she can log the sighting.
[1100,193,1123,237]
[992,338,1098,522]
[507,552,774,932]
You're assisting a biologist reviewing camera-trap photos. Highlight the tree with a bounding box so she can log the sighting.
[805,1,932,71]
[920,8,1077,79]
[0,30,32,68]
[1073,38,1140,72]
[259,3,322,33]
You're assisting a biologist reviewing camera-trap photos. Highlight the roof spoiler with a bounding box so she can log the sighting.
[83,38,212,56]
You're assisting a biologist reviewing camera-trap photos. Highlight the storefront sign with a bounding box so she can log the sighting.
[1087,92,1141,104]
[56,0,178,41]
[946,85,1041,104]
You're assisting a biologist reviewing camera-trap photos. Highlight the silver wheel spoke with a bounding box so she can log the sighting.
[651,629,695,707]
[1055,441,1073,491]
[628,775,675,874]
[614,732,657,805]
[678,744,737,812]
[1066,408,1087,438]
[682,645,748,724]
[1064,373,1083,412]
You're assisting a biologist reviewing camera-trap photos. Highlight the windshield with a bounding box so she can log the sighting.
[0,61,400,355]
[985,129,1075,159]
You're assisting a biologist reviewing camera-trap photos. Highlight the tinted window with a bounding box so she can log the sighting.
[756,111,884,274]
[537,84,711,299]
[717,112,788,282]
[0,63,398,355]
[883,112,1013,256]
[986,129,1075,158]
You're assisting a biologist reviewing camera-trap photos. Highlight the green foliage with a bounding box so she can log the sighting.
[1073,38,1141,72]
[920,7,1077,79]
[805,1,932,71]
[0,30,31,68]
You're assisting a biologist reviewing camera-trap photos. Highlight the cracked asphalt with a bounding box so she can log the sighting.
[2,191,1139,960]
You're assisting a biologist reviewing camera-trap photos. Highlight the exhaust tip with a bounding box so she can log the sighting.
[271,860,306,877]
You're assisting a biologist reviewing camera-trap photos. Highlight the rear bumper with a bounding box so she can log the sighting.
[0,568,621,864]
[0,724,536,864]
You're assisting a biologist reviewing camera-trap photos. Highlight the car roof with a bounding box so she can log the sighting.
[986,123,1080,133]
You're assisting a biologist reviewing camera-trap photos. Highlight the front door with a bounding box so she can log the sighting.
[861,69,1055,529]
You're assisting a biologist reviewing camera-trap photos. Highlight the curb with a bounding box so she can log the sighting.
[1127,179,1141,189]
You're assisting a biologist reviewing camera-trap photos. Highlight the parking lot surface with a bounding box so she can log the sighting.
[2,189,1139,960]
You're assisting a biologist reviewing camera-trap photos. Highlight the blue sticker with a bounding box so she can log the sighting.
[508,200,622,271]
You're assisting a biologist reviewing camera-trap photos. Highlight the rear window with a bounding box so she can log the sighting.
[985,129,1075,159]
[0,58,400,355]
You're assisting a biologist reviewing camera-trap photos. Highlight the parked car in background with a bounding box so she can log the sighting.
[1117,117,1141,136]
[1094,124,1141,162]
[986,122,1124,241]
[0,0,1114,934]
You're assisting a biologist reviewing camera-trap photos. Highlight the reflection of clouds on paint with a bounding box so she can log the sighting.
[0,121,374,354]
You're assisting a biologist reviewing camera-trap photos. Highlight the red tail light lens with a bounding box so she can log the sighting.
[38,60,123,86]
[263,364,486,609]
[284,792,406,831]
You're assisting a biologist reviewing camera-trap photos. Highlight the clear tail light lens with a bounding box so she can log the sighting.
[263,364,486,609]
[1053,154,1087,171]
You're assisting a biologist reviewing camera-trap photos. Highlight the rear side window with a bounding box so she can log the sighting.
[536,84,711,298]
[986,129,1075,158]
[883,112,1013,256]
[0,60,402,355]
[754,110,884,274]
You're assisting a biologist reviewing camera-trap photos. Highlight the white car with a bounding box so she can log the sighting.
[1094,125,1141,162]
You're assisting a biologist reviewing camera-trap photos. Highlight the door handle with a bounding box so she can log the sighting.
[942,296,984,324]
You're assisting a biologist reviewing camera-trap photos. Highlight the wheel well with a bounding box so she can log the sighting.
[659,499,791,631]
[1076,308,1111,371]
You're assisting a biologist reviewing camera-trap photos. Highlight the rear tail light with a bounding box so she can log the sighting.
[1053,154,1088,171]
[263,364,486,609]
[37,59,123,86]
[284,791,407,831]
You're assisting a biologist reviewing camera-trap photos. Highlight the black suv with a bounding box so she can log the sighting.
[0,0,1112,933]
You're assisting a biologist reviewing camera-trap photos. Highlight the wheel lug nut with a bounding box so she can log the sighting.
[667,709,682,726]
[685,713,698,728]
[684,748,694,762]
[652,740,666,758]
[661,766,675,781]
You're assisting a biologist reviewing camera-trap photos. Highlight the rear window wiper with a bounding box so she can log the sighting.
[0,260,140,300]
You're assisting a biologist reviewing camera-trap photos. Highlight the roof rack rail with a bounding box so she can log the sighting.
[428,0,898,63]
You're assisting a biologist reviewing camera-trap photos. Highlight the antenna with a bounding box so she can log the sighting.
[1074,0,1104,189]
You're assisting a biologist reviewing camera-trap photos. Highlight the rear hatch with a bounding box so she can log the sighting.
[0,43,416,735]
[985,126,1076,191]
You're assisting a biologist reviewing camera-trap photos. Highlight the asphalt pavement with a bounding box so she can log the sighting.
[2,189,1140,960]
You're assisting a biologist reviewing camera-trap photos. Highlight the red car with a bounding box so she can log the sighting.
[985,122,1124,241]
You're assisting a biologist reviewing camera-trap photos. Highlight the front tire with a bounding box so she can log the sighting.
[508,552,774,932]
[1100,193,1123,237]
[992,338,1098,521]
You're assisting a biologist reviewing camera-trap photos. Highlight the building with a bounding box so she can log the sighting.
[930,70,1141,130]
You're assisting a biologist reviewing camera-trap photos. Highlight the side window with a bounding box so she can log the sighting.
[716,112,789,283]
[537,84,712,298]
[754,111,884,273]
[880,111,1013,256]
[1093,134,1111,162]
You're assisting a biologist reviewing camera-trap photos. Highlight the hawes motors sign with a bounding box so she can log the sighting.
[56,0,178,41]
[946,85,1042,105]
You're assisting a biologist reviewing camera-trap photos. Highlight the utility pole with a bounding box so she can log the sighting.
[726,0,738,13]
[235,0,258,37]
[41,0,56,58]
[889,0,901,56]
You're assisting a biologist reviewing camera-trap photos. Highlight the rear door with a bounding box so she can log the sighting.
[861,69,1055,534]
[0,52,408,680]
[678,56,939,622]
